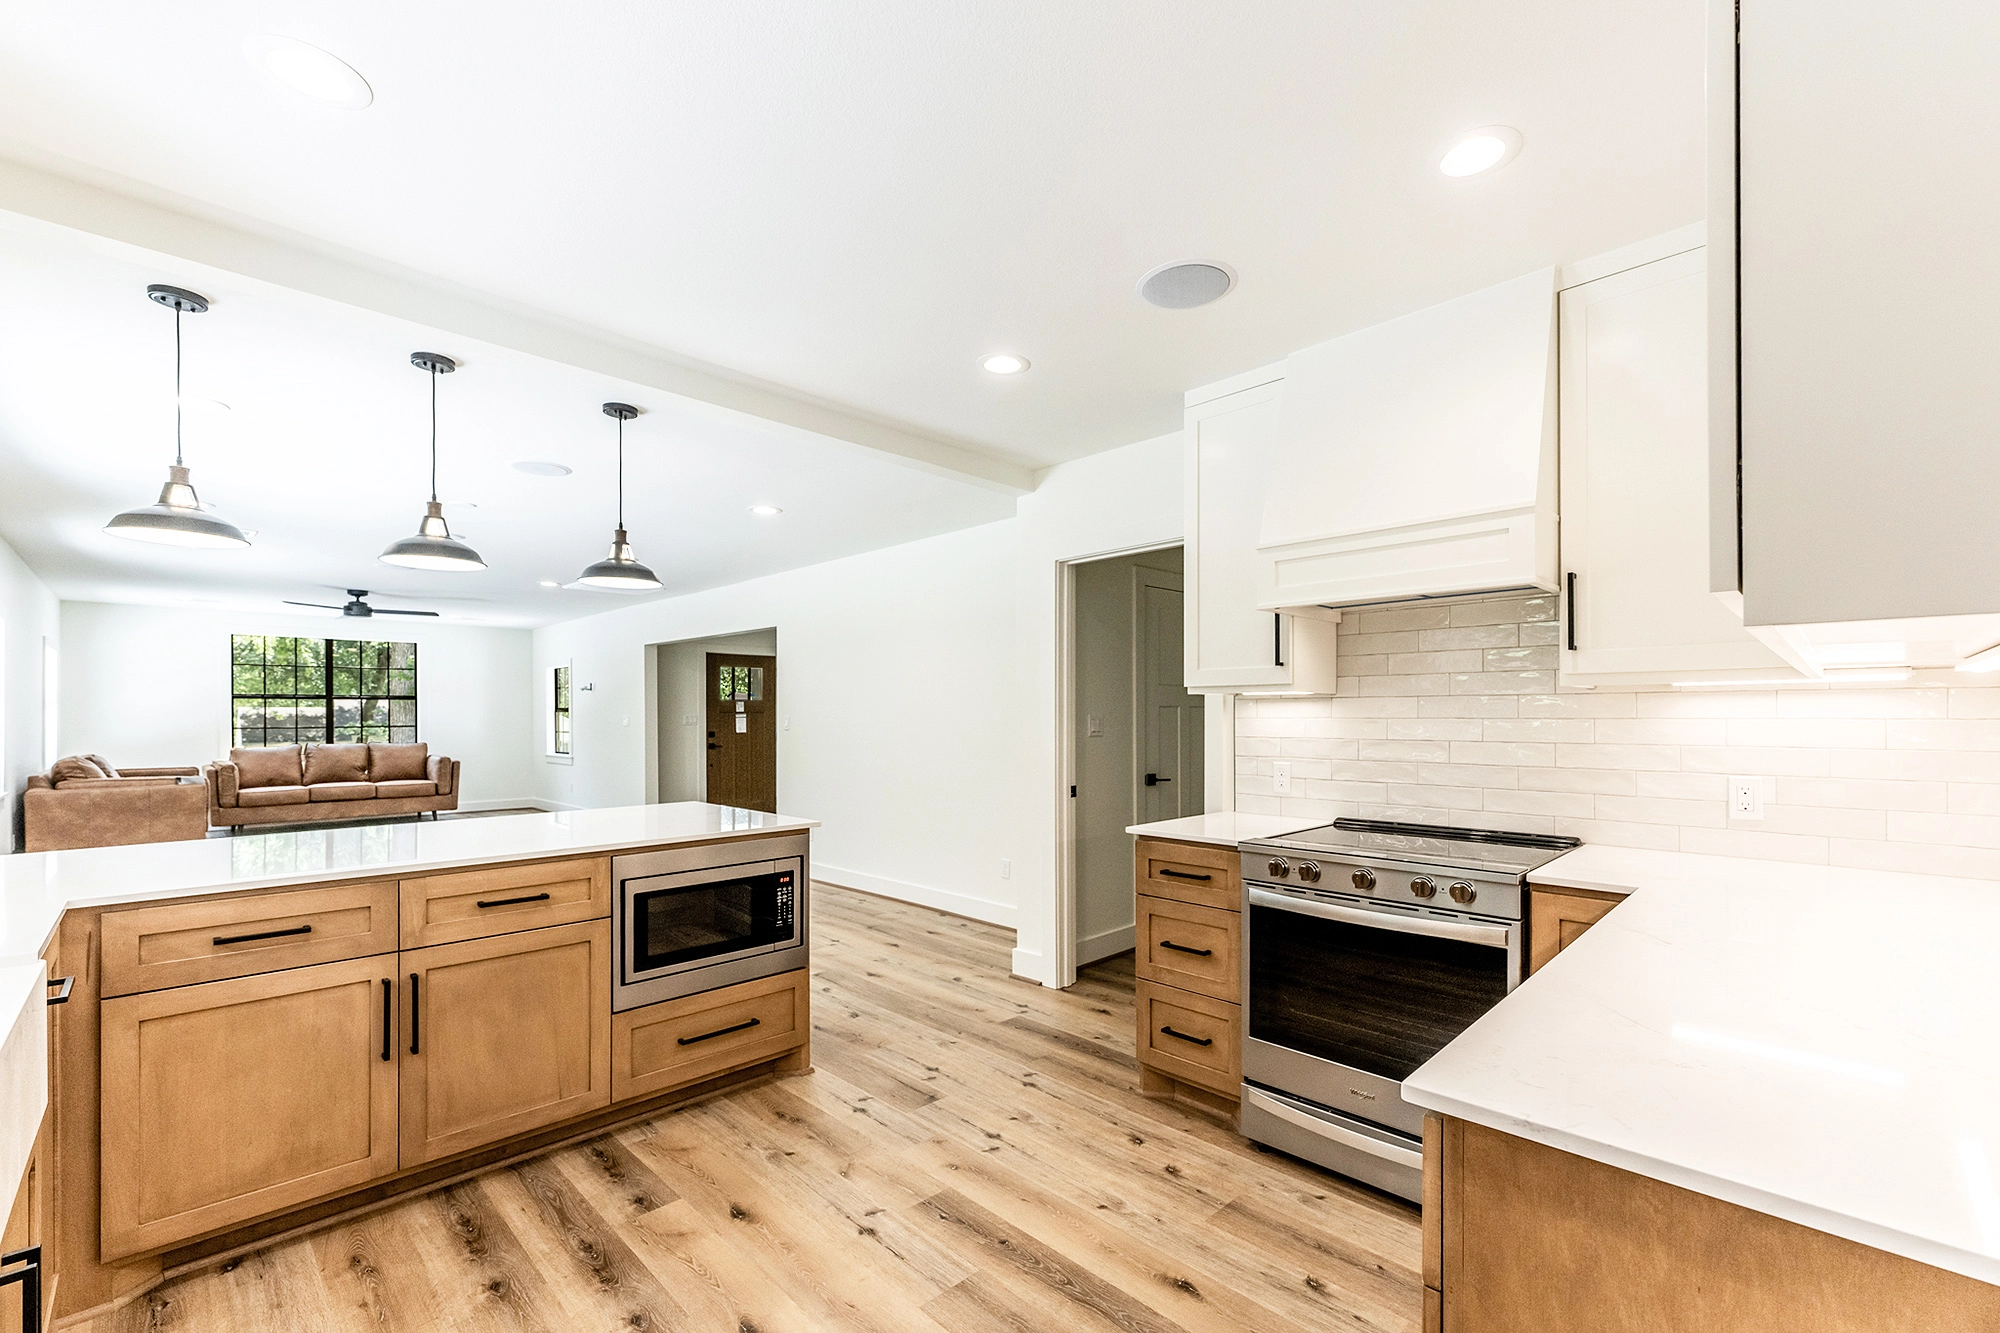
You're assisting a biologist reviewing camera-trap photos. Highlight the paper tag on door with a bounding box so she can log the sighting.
[735,715,748,733]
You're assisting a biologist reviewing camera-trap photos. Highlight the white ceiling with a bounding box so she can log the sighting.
[0,225,1015,626]
[0,0,1706,468]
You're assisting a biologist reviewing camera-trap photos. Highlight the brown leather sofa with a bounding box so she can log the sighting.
[206,742,459,830]
[23,754,210,852]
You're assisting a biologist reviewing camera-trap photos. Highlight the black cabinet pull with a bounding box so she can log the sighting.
[677,1017,760,1046]
[45,977,73,1006]
[1274,612,1284,667]
[213,924,313,947]
[1159,940,1213,957]
[0,1244,41,1333]
[380,979,392,1062]
[475,892,552,909]
[1159,1025,1213,1047]
[408,973,420,1056]
[1157,868,1212,882]
[1566,571,1578,652]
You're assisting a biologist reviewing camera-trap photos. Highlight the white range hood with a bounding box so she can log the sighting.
[1256,267,1559,612]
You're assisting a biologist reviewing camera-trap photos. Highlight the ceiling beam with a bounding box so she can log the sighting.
[0,153,1036,496]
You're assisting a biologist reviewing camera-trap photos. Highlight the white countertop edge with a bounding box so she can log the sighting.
[1404,1085,2000,1288]
[1124,812,1325,848]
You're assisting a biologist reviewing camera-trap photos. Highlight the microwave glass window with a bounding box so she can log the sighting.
[630,868,795,974]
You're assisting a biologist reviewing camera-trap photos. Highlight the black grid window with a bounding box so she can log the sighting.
[553,665,572,755]
[232,635,417,747]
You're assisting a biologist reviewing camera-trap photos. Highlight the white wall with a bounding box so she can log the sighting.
[58,602,536,807]
[653,628,778,803]
[0,536,59,851]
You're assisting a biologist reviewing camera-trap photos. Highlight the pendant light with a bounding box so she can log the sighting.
[574,402,661,590]
[105,286,251,548]
[380,352,485,571]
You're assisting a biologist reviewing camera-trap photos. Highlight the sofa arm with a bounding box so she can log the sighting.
[426,755,456,797]
[54,777,177,790]
[23,779,210,852]
[121,766,202,778]
[206,761,239,809]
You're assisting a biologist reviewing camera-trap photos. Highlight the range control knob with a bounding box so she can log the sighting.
[1267,857,1291,879]
[1351,867,1376,892]
[1449,880,1477,905]
[1410,875,1437,900]
[1298,861,1322,883]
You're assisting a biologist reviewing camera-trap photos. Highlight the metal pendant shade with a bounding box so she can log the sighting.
[105,286,251,549]
[574,403,662,590]
[380,352,485,571]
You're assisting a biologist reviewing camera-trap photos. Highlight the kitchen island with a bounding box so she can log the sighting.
[1,802,816,1328]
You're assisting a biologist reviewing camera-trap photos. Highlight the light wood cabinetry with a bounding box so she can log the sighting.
[399,856,611,949]
[98,956,399,1260]
[612,968,808,1103]
[1133,837,1241,1117]
[1134,895,1238,1001]
[1134,979,1239,1098]
[1135,837,1239,913]
[1425,1114,2000,1331]
[399,919,611,1167]
[0,1116,48,1333]
[99,880,398,997]
[1526,885,1625,976]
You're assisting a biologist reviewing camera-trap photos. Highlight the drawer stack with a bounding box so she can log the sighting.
[1132,837,1242,1120]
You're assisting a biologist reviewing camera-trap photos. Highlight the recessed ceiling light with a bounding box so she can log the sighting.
[1138,261,1237,310]
[539,580,560,587]
[981,353,1030,375]
[244,35,374,110]
[749,505,783,517]
[512,461,572,477]
[1439,126,1523,178]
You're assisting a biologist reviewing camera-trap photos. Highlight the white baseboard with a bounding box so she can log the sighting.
[1009,945,1049,986]
[1076,922,1134,966]
[812,862,1016,929]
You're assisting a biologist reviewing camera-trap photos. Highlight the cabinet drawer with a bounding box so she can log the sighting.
[613,969,808,1103]
[101,881,399,997]
[400,856,610,949]
[1134,979,1240,1098]
[1135,895,1240,1001]
[1134,838,1239,912]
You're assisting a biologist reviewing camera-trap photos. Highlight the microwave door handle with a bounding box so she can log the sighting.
[1247,887,1513,950]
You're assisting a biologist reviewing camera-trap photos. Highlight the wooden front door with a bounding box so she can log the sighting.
[705,652,778,812]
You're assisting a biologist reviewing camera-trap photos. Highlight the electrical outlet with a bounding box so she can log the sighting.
[1273,761,1293,794]
[1729,776,1765,821]
[999,858,1012,880]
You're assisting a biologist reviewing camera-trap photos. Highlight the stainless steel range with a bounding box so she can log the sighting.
[1237,818,1578,1201]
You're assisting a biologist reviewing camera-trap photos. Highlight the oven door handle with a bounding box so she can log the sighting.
[1247,887,1512,949]
[1243,1087,1423,1170]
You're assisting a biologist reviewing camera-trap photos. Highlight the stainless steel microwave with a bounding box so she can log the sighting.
[611,833,809,1012]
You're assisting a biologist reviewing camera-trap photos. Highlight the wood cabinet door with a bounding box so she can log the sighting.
[400,920,610,1167]
[100,956,398,1260]
[1527,887,1624,975]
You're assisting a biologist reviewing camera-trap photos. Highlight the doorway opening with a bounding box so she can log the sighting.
[1061,545,1203,978]
[647,629,779,812]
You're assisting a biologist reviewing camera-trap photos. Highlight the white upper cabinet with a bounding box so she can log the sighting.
[1255,268,1559,611]
[1184,373,1339,693]
[1712,0,2000,668]
[1557,240,1796,683]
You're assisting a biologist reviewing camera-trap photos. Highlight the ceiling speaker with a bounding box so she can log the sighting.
[1138,261,1237,309]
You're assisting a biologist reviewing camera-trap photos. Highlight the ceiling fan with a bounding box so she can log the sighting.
[283,589,440,618]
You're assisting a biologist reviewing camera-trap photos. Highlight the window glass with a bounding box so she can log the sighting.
[553,665,572,755]
[230,635,418,747]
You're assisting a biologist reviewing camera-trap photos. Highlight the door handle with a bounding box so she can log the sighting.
[46,977,73,1006]
[408,973,420,1056]
[1566,571,1578,651]
[1143,773,1172,786]
[381,979,392,1062]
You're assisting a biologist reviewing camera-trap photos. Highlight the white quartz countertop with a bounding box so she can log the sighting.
[1405,843,2000,1286]
[1126,812,1323,848]
[0,802,817,965]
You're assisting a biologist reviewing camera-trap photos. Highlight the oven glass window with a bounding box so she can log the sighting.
[1249,904,1508,1082]
[630,867,795,974]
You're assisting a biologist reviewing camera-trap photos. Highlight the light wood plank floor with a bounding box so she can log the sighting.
[76,884,1421,1332]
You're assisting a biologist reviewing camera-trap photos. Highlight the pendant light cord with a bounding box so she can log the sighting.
[428,362,439,503]
[173,306,184,467]
[617,413,625,530]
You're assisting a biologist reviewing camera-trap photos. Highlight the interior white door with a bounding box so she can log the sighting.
[1138,570,1202,822]
[1559,247,1793,680]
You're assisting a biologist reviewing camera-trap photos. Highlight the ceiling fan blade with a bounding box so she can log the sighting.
[283,601,344,610]
[369,607,441,617]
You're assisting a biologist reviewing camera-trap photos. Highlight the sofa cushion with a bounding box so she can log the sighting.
[237,785,311,808]
[85,753,121,778]
[368,742,430,782]
[233,745,303,788]
[49,755,108,783]
[303,744,370,786]
[308,781,377,802]
[373,779,438,799]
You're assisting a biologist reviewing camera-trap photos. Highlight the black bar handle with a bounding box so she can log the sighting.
[381,979,392,1062]
[1566,571,1578,652]
[1143,773,1173,787]
[1159,940,1213,957]
[677,1017,760,1047]
[45,977,73,1006]
[0,1244,42,1333]
[1156,868,1212,882]
[475,892,552,909]
[1159,1025,1213,1048]
[409,973,420,1055]
[213,924,313,947]
[1274,612,1284,667]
